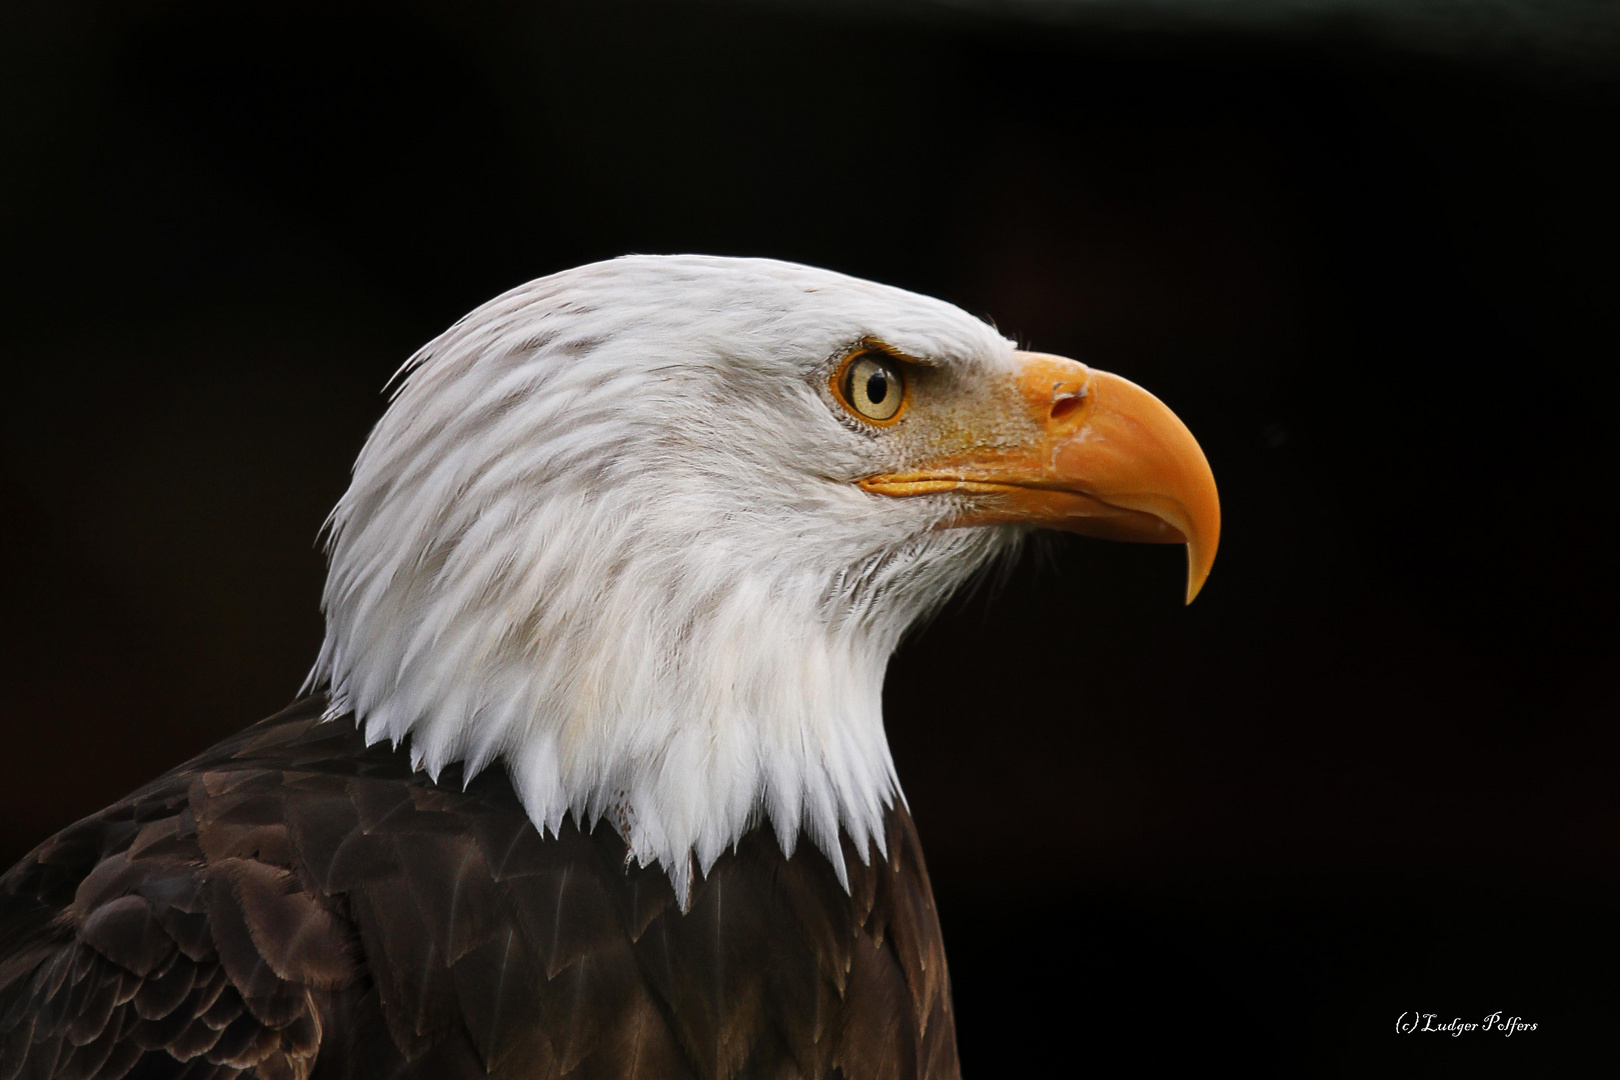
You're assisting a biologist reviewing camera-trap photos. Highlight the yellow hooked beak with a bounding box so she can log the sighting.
[859,352,1221,603]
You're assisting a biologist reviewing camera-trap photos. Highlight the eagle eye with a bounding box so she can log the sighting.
[838,352,907,424]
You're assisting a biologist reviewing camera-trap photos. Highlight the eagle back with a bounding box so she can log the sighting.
[0,697,958,1080]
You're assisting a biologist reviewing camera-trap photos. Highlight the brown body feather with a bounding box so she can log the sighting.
[0,697,960,1080]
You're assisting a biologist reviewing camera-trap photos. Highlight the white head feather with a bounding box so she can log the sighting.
[311,255,1021,903]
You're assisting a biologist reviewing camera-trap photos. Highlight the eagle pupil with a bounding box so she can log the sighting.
[865,371,889,404]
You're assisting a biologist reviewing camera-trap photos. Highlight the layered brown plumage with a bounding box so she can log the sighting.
[0,697,958,1080]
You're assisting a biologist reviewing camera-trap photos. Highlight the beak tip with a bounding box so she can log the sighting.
[1183,537,1217,605]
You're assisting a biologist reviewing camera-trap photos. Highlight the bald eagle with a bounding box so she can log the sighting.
[0,257,1218,1079]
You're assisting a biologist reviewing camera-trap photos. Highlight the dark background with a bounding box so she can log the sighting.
[2,1,1616,1075]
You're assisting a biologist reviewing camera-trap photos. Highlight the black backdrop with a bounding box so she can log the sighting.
[2,2,1617,1075]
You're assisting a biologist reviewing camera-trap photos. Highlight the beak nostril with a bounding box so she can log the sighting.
[1049,395,1083,423]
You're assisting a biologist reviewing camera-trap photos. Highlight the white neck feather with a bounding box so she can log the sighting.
[310,256,1018,903]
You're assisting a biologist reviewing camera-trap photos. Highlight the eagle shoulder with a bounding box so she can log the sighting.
[0,698,959,1079]
[0,699,345,1080]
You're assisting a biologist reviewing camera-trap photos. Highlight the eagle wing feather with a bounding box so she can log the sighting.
[0,699,958,1080]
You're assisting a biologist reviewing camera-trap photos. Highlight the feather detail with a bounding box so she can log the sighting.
[0,697,960,1078]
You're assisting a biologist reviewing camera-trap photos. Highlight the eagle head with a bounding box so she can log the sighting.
[311,255,1219,901]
